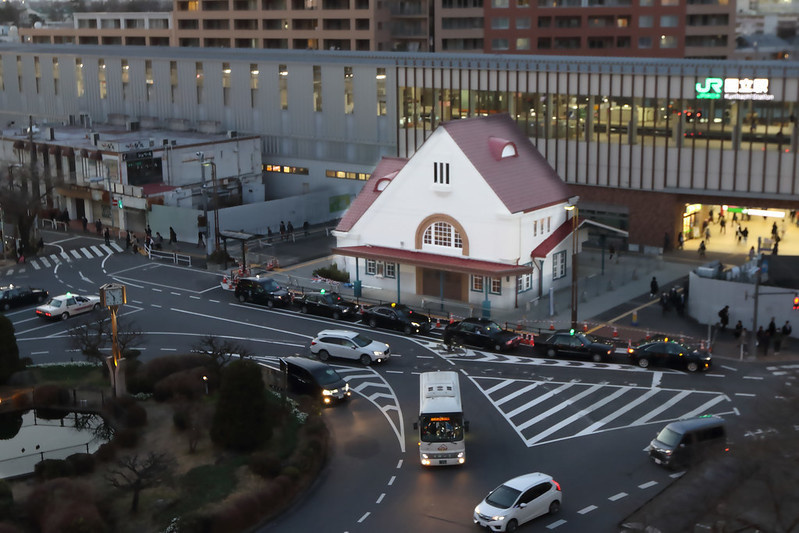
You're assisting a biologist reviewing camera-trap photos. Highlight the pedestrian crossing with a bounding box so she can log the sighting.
[467,375,733,448]
[3,242,125,275]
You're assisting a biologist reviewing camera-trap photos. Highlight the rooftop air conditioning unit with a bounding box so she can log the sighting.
[126,120,140,132]
[91,132,100,145]
[226,130,237,139]
[45,127,55,141]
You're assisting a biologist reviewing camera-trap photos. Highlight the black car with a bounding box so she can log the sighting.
[628,340,712,372]
[234,277,291,308]
[361,303,431,335]
[442,318,521,352]
[295,291,359,320]
[279,356,351,405]
[0,285,49,311]
[536,331,615,362]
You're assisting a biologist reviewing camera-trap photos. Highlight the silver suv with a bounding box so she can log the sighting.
[310,329,390,365]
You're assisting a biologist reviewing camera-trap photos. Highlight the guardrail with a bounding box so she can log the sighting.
[143,244,192,267]
[41,218,69,231]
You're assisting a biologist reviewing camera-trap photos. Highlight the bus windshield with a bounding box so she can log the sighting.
[420,414,464,442]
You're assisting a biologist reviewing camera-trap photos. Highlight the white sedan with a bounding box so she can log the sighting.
[36,293,101,320]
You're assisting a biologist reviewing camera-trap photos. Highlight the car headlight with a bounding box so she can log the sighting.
[411,322,420,327]
[422,453,429,459]
[373,351,383,357]
[492,515,505,521]
[322,389,334,396]
[344,383,350,392]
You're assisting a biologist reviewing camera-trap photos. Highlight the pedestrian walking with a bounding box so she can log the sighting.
[104,228,110,246]
[732,211,738,223]
[699,240,706,257]
[742,226,749,244]
[37,237,44,252]
[287,221,294,239]
[757,326,768,356]
[169,226,177,245]
[279,221,286,241]
[768,317,777,338]
[95,219,102,235]
[771,221,778,238]
[748,246,755,261]
[719,217,726,234]
[81,216,88,232]
[705,226,711,241]
[677,231,684,250]
[266,227,273,244]
[303,220,310,237]
[197,231,205,248]
[718,305,730,331]
[155,232,164,249]
[734,320,743,339]
[773,241,779,255]
[125,231,131,249]
[709,208,714,222]
[650,277,659,298]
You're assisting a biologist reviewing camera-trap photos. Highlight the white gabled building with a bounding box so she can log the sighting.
[333,114,585,312]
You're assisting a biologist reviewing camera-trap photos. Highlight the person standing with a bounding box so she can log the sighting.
[81,216,88,232]
[169,226,177,245]
[279,221,286,241]
[748,246,755,261]
[742,226,749,244]
[719,217,726,234]
[733,320,743,339]
[757,326,768,356]
[699,240,706,257]
[266,227,273,244]
[782,321,793,350]
[773,241,779,255]
[677,231,684,250]
[95,219,102,235]
[705,225,711,241]
[768,317,777,338]
[650,277,659,298]
[287,221,294,239]
[125,231,131,250]
[104,228,110,246]
[197,231,205,248]
[718,305,729,331]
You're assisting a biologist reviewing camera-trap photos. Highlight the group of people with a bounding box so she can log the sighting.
[267,221,311,244]
[755,317,792,356]
[120,225,177,253]
[650,277,686,316]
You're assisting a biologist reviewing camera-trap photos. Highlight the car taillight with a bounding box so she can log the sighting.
[310,341,317,346]
[553,480,561,491]
[627,348,634,354]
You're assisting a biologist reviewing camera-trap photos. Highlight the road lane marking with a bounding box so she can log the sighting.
[743,376,764,380]
[376,493,385,504]
[651,372,662,388]
[735,392,756,397]
[630,390,691,425]
[547,520,567,529]
[638,481,658,489]
[721,365,737,371]
[608,492,627,501]
[578,505,597,514]
[357,512,370,523]
[388,475,396,486]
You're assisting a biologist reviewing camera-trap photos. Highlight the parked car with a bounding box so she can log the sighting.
[443,318,521,352]
[0,284,48,311]
[295,290,359,320]
[473,472,562,532]
[628,340,712,372]
[535,331,614,362]
[361,302,431,335]
[647,416,728,469]
[279,356,351,405]
[309,329,390,365]
[234,276,291,308]
[35,293,101,320]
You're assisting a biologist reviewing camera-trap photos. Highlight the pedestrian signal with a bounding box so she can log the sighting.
[793,295,799,310]
[117,198,123,209]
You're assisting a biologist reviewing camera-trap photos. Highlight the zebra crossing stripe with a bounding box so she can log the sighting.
[100,244,114,254]
[60,251,70,261]
[39,257,51,268]
[676,394,730,419]
[527,386,627,445]
[514,383,577,430]
[89,246,103,256]
[110,242,124,252]
[484,380,516,396]
[50,254,61,264]
[70,249,82,259]
[521,384,604,443]
[81,248,94,258]
[497,382,540,408]
[30,261,41,270]
[630,390,692,426]
[576,388,661,436]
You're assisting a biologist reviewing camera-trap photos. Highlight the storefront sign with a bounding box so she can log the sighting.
[695,77,774,101]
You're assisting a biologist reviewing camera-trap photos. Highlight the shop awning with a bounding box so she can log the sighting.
[332,245,533,277]
[48,145,61,155]
[12,140,24,149]
[62,147,74,157]
[80,148,89,157]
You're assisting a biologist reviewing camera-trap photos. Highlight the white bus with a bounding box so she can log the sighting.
[415,371,468,466]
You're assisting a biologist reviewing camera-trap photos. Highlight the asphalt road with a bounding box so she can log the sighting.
[4,238,797,533]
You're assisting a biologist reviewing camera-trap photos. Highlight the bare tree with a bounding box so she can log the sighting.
[0,164,56,258]
[191,335,252,376]
[106,452,170,513]
[69,312,144,369]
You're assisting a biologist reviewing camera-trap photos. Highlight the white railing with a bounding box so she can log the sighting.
[143,244,192,267]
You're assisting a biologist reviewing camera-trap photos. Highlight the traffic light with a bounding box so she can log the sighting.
[793,294,799,310]
[117,197,123,209]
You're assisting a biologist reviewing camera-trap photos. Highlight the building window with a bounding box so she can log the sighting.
[384,262,396,278]
[250,64,259,107]
[75,58,84,97]
[660,15,679,27]
[516,38,531,50]
[195,62,203,105]
[344,66,354,114]
[324,169,370,180]
[222,62,231,106]
[170,60,177,104]
[279,64,288,110]
[533,220,537,236]
[516,17,531,29]
[145,60,154,101]
[98,59,106,99]
[471,275,484,292]
[51,58,57,95]
[33,56,40,94]
[365,260,396,277]
[313,65,322,112]
[638,36,652,48]
[423,221,463,249]
[376,68,387,116]
[547,216,551,232]
[491,17,510,29]
[639,15,653,28]
[491,38,509,50]
[490,278,501,295]
[518,265,532,293]
[264,164,310,175]
[434,162,450,184]
[659,35,678,48]
[553,251,566,280]
[366,259,377,275]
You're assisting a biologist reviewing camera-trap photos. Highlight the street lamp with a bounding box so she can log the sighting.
[201,159,221,253]
[564,195,580,330]
[202,375,209,395]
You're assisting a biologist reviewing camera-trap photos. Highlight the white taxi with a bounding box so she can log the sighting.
[36,293,101,320]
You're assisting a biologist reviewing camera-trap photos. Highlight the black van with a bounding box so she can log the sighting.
[279,356,351,405]
[648,416,728,469]
[235,277,291,308]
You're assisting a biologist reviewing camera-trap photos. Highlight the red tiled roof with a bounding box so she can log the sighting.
[335,157,408,232]
[530,217,582,259]
[441,114,571,214]
[332,245,533,277]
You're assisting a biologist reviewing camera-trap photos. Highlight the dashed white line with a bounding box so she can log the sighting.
[388,475,396,486]
[152,288,163,292]
[577,505,597,514]
[30,351,48,355]
[190,296,201,300]
[743,376,764,380]
[209,299,220,303]
[160,348,177,351]
[396,459,403,468]
[735,392,756,397]
[376,493,385,504]
[547,519,567,529]
[704,373,725,378]
[171,292,181,296]
[608,492,627,501]
[151,304,162,308]
[721,365,738,371]
[638,481,658,489]
[357,512,370,523]
[385,370,404,374]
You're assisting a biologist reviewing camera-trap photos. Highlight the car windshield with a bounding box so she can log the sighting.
[351,334,373,348]
[655,426,682,447]
[46,299,63,308]
[419,414,464,442]
[485,484,521,509]
[311,367,343,386]
[482,321,502,332]
[259,279,282,292]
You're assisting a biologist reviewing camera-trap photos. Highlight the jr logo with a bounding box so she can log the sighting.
[696,77,723,99]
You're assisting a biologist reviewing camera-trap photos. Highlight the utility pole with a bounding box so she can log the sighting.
[749,254,762,358]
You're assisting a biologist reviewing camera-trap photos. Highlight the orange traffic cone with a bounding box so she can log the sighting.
[436,317,441,328]
[583,322,588,333]
[449,313,455,325]
[645,329,651,340]
[613,326,619,338]
[627,339,632,351]
[700,339,706,350]
[549,321,555,331]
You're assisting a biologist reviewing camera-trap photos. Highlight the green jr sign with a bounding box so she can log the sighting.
[695,77,723,99]
[695,77,774,101]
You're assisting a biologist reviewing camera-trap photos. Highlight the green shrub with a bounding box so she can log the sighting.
[34,459,74,481]
[26,479,105,533]
[154,367,205,402]
[94,442,116,463]
[248,451,282,479]
[32,385,70,407]
[312,263,350,283]
[210,360,269,451]
[114,428,139,448]
[103,395,146,428]
[65,453,95,476]
[140,354,210,386]
[0,479,13,518]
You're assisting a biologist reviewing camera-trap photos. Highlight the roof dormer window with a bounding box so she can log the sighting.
[488,136,517,160]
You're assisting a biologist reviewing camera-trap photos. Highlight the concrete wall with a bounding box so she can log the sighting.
[687,271,797,337]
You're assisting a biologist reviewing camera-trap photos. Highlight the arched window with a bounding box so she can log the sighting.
[423,221,463,249]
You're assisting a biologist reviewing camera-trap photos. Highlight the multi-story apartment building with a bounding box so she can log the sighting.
[18,0,736,58]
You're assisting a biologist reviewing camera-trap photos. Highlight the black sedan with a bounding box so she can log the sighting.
[628,340,712,372]
[0,285,49,311]
[535,331,615,362]
[294,291,359,320]
[442,318,521,352]
[361,303,431,335]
